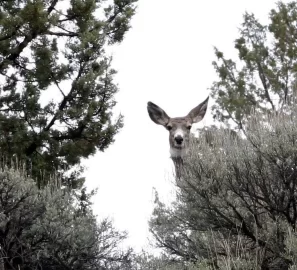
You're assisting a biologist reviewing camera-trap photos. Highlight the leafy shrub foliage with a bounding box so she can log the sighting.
[0,167,132,269]
[149,108,297,269]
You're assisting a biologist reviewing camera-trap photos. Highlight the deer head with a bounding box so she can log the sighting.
[147,96,209,158]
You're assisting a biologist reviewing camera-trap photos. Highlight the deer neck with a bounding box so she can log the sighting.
[171,156,184,180]
[170,147,188,159]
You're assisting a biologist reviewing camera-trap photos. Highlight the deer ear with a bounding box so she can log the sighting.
[147,101,170,126]
[187,96,209,123]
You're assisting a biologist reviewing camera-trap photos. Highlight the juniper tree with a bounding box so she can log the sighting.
[0,0,137,187]
[211,1,297,128]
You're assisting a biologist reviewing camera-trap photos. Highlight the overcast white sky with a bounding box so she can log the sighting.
[84,0,287,252]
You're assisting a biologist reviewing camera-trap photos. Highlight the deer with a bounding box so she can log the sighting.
[147,96,209,179]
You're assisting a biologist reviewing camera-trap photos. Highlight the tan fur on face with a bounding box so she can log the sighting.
[147,96,209,158]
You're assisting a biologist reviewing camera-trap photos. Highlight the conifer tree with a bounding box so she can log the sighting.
[211,1,297,128]
[0,0,137,187]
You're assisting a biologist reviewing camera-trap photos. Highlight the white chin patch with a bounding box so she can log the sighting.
[170,147,187,158]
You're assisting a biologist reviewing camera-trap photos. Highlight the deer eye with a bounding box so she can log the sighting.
[187,125,192,130]
[166,125,172,131]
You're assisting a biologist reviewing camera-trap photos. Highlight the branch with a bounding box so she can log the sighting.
[45,64,85,132]
[0,31,38,73]
[256,61,275,110]
[0,25,22,41]
[51,73,65,97]
[45,31,78,37]
[226,200,268,249]
[149,229,197,262]
[25,63,86,156]
[0,0,59,72]
[47,0,59,14]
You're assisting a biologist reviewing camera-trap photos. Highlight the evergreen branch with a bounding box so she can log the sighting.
[0,69,35,83]
[106,2,132,24]
[0,30,38,73]
[256,61,275,110]
[45,63,85,132]
[23,115,36,134]
[25,63,86,156]
[57,25,79,35]
[51,73,65,97]
[0,0,59,73]
[47,0,59,14]
[57,12,79,23]
[46,59,112,146]
[45,31,78,37]
[0,25,22,41]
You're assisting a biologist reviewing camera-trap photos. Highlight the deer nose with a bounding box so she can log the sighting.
[175,135,183,145]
